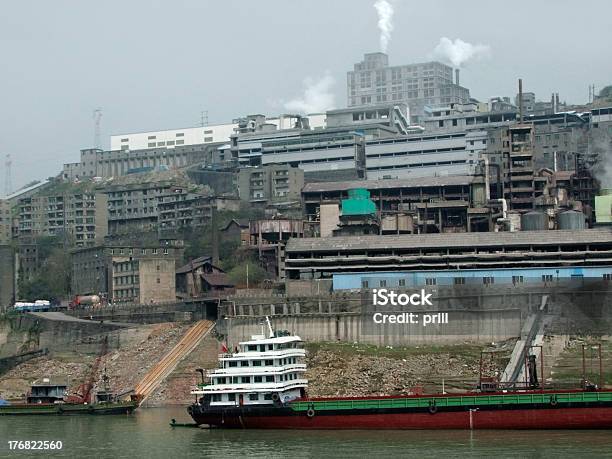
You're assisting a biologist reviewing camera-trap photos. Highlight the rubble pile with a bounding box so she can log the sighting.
[305,344,507,397]
[0,357,92,400]
[97,322,190,396]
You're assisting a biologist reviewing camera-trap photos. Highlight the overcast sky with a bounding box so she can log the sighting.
[1,0,611,192]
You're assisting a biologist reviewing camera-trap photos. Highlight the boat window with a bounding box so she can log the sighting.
[229,361,237,367]
[265,359,273,366]
[249,393,259,401]
[232,377,240,384]
[212,394,221,402]
[254,376,262,383]
[217,377,226,384]
[267,344,273,350]
[265,376,274,382]
[264,393,273,401]
[240,361,249,367]
[248,345,257,351]
[241,376,250,383]
[259,344,266,352]
[253,360,261,366]
[228,394,236,401]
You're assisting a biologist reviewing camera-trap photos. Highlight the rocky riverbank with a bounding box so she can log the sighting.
[304,341,512,397]
[0,322,514,403]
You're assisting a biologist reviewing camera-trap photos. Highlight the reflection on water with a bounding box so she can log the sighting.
[2,407,612,458]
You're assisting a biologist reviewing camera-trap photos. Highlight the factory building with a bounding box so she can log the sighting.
[302,175,490,234]
[332,266,612,291]
[284,229,612,280]
[347,53,470,123]
[109,113,327,152]
[62,144,214,180]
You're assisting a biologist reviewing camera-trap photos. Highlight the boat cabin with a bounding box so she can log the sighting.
[192,331,308,407]
[27,378,68,404]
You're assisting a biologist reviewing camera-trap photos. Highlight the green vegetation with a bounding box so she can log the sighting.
[227,259,269,287]
[181,204,266,280]
[17,237,71,302]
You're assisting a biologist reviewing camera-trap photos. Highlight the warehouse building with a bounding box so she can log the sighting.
[284,229,612,279]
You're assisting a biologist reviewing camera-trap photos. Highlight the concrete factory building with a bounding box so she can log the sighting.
[347,53,470,123]
[109,114,327,152]
[302,174,490,234]
[284,229,612,280]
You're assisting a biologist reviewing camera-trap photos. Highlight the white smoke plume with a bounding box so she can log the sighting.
[591,139,612,189]
[374,0,394,53]
[433,37,491,67]
[283,73,336,114]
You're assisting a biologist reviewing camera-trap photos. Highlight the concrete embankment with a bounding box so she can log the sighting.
[220,310,522,347]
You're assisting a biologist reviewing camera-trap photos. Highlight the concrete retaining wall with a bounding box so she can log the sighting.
[220,308,522,346]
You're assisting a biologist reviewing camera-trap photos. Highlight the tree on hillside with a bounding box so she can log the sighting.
[18,245,71,302]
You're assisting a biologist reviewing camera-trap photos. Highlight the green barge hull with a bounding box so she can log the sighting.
[0,401,137,415]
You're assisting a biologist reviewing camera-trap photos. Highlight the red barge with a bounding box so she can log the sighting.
[188,326,612,429]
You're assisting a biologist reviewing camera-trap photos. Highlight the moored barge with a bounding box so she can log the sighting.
[188,324,612,429]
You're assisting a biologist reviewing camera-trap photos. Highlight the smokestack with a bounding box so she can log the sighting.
[211,207,219,266]
[556,93,560,111]
[455,69,460,86]
[518,79,523,124]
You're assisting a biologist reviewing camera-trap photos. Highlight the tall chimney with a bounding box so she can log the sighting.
[455,69,460,86]
[211,207,219,266]
[518,79,523,124]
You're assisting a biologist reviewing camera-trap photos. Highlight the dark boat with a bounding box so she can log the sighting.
[0,375,138,416]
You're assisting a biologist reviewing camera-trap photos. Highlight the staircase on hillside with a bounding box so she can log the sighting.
[134,320,215,405]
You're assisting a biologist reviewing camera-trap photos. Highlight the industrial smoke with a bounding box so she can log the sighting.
[592,139,612,189]
[433,37,491,67]
[283,73,336,114]
[374,0,394,53]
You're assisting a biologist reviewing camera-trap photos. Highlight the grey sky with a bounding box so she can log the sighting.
[1,0,611,191]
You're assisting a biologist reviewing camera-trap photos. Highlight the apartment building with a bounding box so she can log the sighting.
[237,165,304,205]
[0,200,11,244]
[17,190,108,247]
[71,239,183,304]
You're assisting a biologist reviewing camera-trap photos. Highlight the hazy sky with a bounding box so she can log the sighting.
[1,0,611,192]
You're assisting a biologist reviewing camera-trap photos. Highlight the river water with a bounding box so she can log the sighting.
[2,406,612,458]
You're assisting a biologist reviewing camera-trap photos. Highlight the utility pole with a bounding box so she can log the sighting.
[93,108,102,149]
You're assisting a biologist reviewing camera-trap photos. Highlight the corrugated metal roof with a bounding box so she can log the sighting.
[286,229,612,252]
[302,175,476,193]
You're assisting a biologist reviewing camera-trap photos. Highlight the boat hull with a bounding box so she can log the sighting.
[0,402,137,416]
[188,394,612,430]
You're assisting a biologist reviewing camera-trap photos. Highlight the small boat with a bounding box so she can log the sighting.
[186,320,612,429]
[0,374,138,416]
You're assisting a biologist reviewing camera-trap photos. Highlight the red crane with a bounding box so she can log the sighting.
[65,336,108,404]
